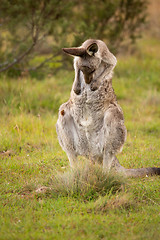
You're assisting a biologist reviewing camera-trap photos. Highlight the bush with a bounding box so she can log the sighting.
[0,0,147,75]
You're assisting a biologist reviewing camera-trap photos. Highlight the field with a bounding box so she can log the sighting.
[0,37,160,240]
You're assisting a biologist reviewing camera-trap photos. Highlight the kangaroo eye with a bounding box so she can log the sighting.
[87,43,98,56]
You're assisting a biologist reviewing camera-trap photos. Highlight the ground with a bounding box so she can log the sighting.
[0,37,160,240]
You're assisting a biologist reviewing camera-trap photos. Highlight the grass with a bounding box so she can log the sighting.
[43,163,124,200]
[0,36,160,240]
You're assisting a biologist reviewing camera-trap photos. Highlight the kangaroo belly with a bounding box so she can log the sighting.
[84,127,104,158]
[72,101,104,158]
[74,117,104,158]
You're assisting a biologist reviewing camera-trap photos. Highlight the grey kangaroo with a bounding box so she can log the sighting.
[56,39,160,177]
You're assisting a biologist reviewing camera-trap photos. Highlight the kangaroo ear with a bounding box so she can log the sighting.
[62,47,86,57]
[86,43,98,56]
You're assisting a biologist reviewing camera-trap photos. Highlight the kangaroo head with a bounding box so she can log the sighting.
[63,39,117,86]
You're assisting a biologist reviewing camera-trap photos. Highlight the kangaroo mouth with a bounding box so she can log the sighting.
[80,66,95,84]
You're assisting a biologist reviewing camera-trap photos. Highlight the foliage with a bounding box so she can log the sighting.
[73,0,147,51]
[0,0,73,74]
[0,0,147,75]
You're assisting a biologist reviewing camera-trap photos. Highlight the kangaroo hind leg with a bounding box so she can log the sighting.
[103,105,127,172]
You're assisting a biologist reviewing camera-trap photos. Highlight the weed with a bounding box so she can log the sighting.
[44,163,125,200]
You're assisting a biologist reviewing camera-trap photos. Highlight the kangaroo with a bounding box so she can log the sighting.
[56,39,160,177]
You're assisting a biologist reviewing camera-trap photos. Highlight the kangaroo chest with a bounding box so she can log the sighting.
[70,88,106,157]
[73,87,104,128]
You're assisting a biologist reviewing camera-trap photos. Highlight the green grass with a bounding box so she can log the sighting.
[0,36,160,240]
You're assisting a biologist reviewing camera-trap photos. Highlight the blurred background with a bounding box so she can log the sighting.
[0,0,159,77]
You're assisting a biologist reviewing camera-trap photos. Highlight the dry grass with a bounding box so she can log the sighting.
[90,193,134,213]
[40,163,125,200]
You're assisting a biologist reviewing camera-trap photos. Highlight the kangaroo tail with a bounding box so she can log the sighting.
[112,156,160,177]
[124,167,160,177]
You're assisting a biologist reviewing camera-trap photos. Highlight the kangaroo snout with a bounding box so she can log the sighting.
[79,65,95,84]
[80,65,95,74]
